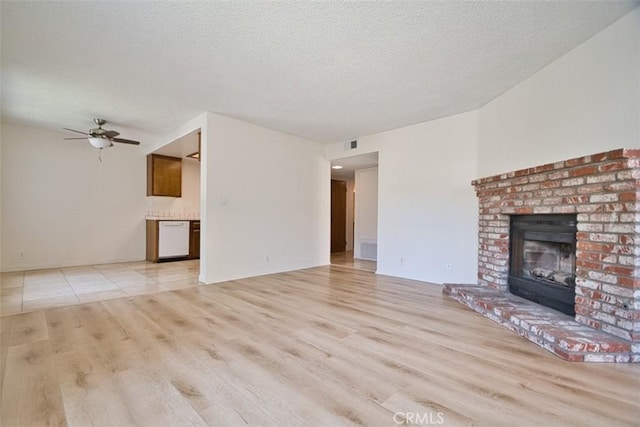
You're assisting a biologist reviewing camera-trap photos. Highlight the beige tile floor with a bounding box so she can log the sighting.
[0,259,201,316]
[1,254,378,317]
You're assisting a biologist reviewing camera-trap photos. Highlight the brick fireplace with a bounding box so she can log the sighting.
[445,149,639,362]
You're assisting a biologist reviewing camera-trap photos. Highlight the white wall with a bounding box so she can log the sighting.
[201,113,329,284]
[3,8,635,283]
[1,122,146,271]
[327,110,479,284]
[0,122,3,270]
[345,177,355,251]
[325,9,637,286]
[354,167,378,260]
[478,8,640,177]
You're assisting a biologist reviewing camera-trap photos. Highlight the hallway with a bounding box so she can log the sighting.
[330,251,376,272]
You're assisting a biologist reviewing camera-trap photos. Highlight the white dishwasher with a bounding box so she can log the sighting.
[158,221,190,259]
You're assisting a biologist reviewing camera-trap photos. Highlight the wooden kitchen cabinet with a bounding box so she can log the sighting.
[189,221,200,259]
[147,154,182,197]
[146,220,200,262]
[146,220,160,262]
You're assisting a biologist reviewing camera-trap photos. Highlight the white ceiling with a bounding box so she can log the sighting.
[154,130,200,158]
[2,1,638,146]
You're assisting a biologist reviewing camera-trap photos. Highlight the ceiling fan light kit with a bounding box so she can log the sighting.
[88,136,113,149]
[63,118,141,149]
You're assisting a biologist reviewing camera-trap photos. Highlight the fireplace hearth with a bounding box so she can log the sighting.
[509,214,577,316]
[444,148,639,362]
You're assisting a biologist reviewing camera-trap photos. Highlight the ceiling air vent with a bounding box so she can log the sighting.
[343,140,358,150]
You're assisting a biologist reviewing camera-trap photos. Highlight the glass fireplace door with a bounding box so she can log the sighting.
[509,215,577,316]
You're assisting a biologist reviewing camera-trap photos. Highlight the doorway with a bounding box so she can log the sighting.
[329,152,379,272]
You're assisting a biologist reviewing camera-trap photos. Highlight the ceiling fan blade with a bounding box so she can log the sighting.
[112,138,140,145]
[63,127,89,135]
[64,137,89,140]
[104,130,120,138]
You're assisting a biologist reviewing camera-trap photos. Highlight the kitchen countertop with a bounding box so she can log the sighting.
[145,216,200,221]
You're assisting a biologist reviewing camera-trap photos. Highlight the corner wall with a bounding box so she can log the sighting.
[328,110,479,284]
[202,113,329,283]
[477,8,640,178]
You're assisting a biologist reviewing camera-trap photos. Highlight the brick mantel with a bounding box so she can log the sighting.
[469,148,639,360]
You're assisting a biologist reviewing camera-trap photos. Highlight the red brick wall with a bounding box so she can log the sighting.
[473,149,639,351]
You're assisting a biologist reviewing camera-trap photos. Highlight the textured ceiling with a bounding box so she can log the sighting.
[2,1,638,145]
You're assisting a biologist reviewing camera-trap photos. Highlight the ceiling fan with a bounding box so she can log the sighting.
[64,118,141,148]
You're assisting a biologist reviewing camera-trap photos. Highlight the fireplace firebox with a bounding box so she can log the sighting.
[509,214,577,316]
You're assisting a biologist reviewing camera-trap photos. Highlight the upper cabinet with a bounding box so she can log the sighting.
[147,154,182,197]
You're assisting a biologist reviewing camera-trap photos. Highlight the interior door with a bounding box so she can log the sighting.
[331,180,347,253]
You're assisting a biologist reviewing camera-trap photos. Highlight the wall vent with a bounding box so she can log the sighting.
[343,140,358,150]
[360,241,377,260]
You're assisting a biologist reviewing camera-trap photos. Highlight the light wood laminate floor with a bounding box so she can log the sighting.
[331,251,377,272]
[1,265,639,426]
